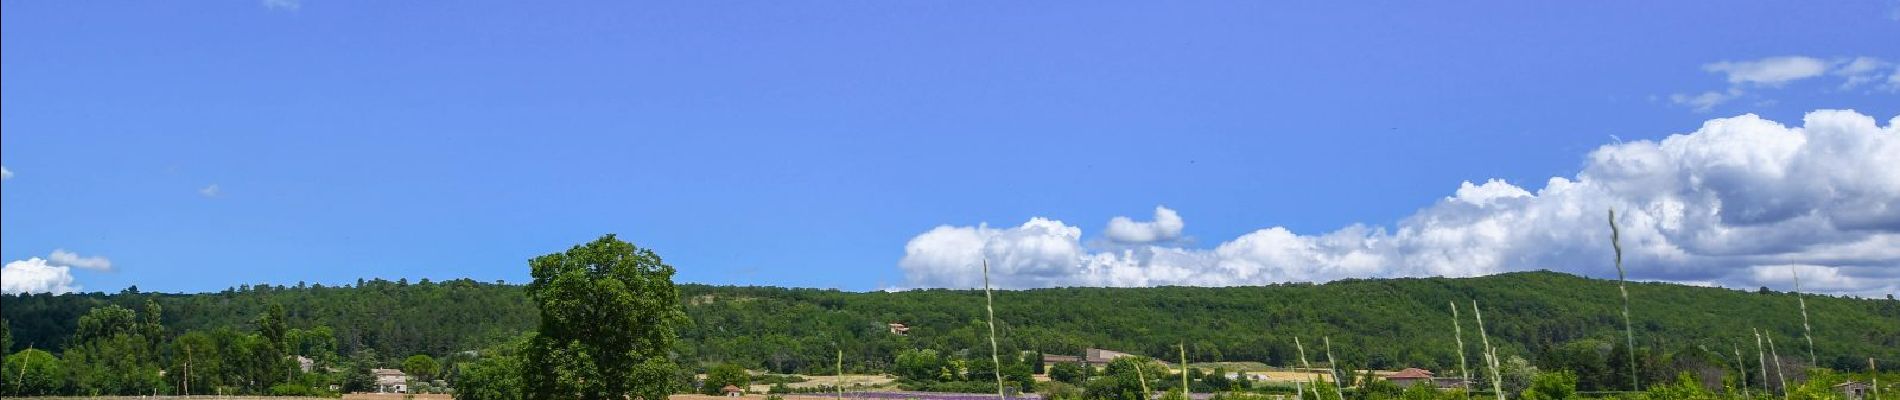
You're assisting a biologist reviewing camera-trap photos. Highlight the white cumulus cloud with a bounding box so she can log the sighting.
[897,110,1900,297]
[1105,206,1186,243]
[2,258,80,295]
[49,249,114,271]
[1,165,12,180]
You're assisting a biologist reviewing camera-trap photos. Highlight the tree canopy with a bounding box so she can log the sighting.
[522,234,688,400]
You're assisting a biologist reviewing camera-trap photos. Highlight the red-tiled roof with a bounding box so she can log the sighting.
[1388,368,1434,379]
[722,385,743,393]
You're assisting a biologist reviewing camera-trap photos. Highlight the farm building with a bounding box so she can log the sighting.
[1384,368,1435,388]
[372,368,410,393]
[1041,348,1171,371]
[1835,381,1870,400]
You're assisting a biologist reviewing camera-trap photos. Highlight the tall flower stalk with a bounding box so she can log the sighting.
[982,259,1005,400]
[1451,301,1471,387]
[1296,336,1317,400]
[1323,337,1346,400]
[1754,329,1769,394]
[1767,333,1787,399]
[1179,342,1190,396]
[1610,209,1639,391]
[837,347,846,400]
[1870,357,1880,400]
[1733,344,1750,400]
[1793,269,1816,367]
[1472,301,1504,400]
[1136,359,1151,400]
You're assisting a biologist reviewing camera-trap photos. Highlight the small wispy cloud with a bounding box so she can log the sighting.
[1703,56,1830,86]
[199,184,223,198]
[49,249,114,272]
[1672,55,1900,112]
[262,0,300,11]
[1668,89,1742,113]
[1,165,12,180]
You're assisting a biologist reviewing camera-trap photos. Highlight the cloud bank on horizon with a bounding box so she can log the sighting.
[899,110,1900,297]
[1,249,113,295]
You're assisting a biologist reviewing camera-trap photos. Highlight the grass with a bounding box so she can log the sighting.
[1295,337,1317,400]
[1793,269,1817,367]
[1179,343,1190,395]
[1610,209,1639,392]
[1451,300,1471,386]
[1472,300,1504,400]
[1732,344,1750,400]
[1754,329,1771,395]
[981,259,1004,399]
[1767,332,1787,399]
[1322,337,1346,400]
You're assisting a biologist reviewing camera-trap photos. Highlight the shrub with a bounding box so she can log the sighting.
[1520,371,1579,400]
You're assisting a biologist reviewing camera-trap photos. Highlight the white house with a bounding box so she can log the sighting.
[373,368,410,393]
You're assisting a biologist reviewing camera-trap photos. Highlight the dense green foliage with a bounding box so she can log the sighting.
[455,336,526,400]
[405,354,441,382]
[4,278,535,360]
[702,363,749,395]
[5,271,1897,397]
[521,234,688,400]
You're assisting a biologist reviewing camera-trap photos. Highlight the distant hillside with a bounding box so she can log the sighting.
[5,271,1896,379]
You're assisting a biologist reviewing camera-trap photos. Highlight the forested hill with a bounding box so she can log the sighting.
[4,271,1896,375]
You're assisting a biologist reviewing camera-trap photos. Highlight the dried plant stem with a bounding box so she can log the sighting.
[1740,343,1748,400]
[1767,333,1787,399]
[1296,337,1317,400]
[1793,269,1816,367]
[1869,357,1880,400]
[1733,344,1749,400]
[1472,301,1504,400]
[1180,342,1190,396]
[1451,301,1471,386]
[843,346,851,400]
[1324,337,1346,400]
[982,259,1005,400]
[1754,329,1770,394]
[1136,359,1151,400]
[1610,209,1639,391]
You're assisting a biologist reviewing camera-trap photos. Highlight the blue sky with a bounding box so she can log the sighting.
[4,1,1898,295]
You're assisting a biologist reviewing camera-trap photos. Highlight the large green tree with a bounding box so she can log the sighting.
[3,348,66,395]
[521,234,688,400]
[701,363,750,395]
[251,304,293,389]
[405,354,441,382]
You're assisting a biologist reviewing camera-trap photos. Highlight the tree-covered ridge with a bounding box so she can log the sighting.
[4,271,1896,382]
[3,278,537,361]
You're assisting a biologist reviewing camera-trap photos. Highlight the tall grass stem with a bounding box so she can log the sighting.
[982,259,1005,400]
[1610,209,1638,391]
